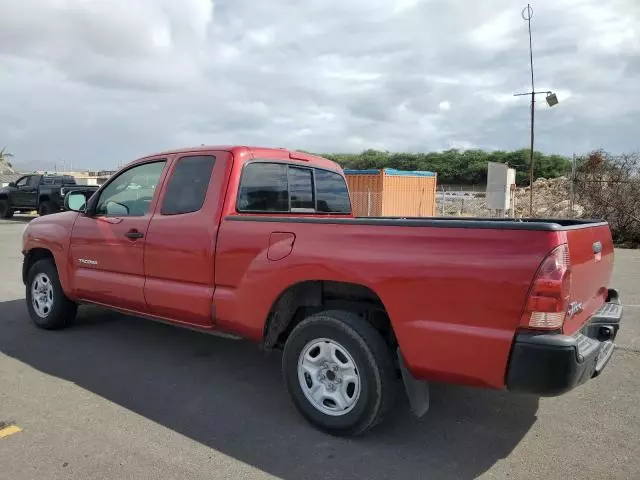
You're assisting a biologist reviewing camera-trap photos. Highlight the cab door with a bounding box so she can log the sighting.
[143,153,228,326]
[69,159,169,312]
[12,175,40,208]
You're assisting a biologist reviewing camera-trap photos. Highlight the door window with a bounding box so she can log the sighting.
[161,155,215,215]
[28,176,42,187]
[15,177,30,187]
[95,161,166,217]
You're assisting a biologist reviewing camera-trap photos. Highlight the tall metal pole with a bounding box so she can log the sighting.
[569,153,576,217]
[515,6,559,217]
[524,4,535,216]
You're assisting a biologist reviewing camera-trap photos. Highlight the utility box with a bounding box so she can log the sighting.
[344,168,437,217]
[486,162,516,212]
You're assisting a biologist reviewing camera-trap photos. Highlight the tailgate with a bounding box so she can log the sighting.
[563,224,615,335]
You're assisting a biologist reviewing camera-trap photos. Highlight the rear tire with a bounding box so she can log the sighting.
[26,259,77,330]
[0,199,14,219]
[38,201,53,216]
[282,310,396,436]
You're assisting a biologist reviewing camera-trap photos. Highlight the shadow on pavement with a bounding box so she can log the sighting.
[0,299,539,480]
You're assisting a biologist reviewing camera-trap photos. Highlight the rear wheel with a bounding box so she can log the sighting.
[282,310,396,436]
[0,199,14,219]
[38,201,54,216]
[26,259,77,329]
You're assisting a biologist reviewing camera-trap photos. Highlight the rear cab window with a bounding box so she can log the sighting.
[42,177,62,185]
[314,169,351,213]
[236,161,351,214]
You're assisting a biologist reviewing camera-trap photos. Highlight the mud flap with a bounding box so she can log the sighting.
[397,348,430,417]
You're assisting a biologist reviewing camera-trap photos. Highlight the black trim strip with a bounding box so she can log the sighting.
[224,215,609,231]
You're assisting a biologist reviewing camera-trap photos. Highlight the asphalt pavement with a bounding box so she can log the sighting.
[1,216,639,479]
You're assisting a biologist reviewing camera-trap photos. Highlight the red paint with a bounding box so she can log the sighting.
[22,145,616,390]
[267,232,296,261]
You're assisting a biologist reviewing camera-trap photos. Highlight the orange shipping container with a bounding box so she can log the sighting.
[344,168,437,217]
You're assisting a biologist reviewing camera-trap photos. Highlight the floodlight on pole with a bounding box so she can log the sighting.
[545,92,559,107]
[513,4,559,217]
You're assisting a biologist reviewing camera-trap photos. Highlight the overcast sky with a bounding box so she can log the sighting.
[1,0,639,170]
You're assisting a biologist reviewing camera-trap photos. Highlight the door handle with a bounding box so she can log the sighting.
[125,229,144,240]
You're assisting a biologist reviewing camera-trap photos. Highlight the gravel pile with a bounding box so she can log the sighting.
[515,177,584,218]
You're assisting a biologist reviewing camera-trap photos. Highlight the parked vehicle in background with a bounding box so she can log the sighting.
[21,146,623,436]
[0,174,99,218]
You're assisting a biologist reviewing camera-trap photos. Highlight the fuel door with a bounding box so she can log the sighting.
[268,232,296,261]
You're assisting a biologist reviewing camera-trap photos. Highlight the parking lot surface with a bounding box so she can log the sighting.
[1,217,639,479]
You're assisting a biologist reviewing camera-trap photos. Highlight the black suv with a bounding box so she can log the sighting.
[0,174,99,218]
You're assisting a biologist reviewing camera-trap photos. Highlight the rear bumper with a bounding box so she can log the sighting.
[506,289,623,396]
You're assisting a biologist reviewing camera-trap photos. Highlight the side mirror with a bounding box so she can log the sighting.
[8,182,16,187]
[65,192,87,213]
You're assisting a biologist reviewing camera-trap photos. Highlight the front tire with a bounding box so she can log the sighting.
[282,310,396,436]
[38,201,54,216]
[26,259,77,329]
[0,199,14,219]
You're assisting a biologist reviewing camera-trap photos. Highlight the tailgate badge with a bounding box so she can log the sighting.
[592,241,602,262]
[567,301,584,318]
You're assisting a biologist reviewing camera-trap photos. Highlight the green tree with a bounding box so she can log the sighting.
[318,148,571,185]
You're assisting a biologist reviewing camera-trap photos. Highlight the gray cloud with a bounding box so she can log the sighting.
[0,0,639,169]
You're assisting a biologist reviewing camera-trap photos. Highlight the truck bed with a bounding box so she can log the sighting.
[218,214,613,388]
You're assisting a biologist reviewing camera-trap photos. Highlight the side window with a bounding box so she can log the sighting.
[315,169,351,213]
[289,167,314,210]
[95,161,166,217]
[28,176,41,188]
[42,177,61,185]
[15,177,29,187]
[161,155,215,215]
[237,163,288,212]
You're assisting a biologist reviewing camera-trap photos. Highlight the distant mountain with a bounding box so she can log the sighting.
[11,160,71,173]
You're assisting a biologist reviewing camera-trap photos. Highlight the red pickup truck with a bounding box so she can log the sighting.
[21,145,623,436]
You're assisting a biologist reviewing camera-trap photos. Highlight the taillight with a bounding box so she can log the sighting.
[521,244,572,330]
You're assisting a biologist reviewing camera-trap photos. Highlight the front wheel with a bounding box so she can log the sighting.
[282,310,396,436]
[38,201,54,216]
[0,199,14,219]
[26,259,77,329]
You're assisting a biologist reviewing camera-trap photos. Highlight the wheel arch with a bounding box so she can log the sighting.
[263,280,396,352]
[23,248,56,285]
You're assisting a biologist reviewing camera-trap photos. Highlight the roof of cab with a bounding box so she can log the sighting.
[135,145,342,172]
